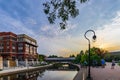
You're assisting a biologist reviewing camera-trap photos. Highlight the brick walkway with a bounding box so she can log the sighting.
[91,62,120,80]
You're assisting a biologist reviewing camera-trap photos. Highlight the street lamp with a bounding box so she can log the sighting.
[84,30,96,80]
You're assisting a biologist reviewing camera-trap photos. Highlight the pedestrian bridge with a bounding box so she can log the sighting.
[51,62,80,71]
[45,57,75,62]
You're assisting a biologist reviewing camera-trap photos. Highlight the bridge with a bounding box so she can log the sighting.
[45,57,75,62]
[45,57,79,71]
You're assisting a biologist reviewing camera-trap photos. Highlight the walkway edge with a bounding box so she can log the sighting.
[0,64,53,77]
[73,68,88,80]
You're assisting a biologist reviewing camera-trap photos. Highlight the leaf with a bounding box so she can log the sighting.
[43,0,88,29]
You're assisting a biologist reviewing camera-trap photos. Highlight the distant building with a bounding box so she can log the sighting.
[110,51,120,56]
[0,32,38,61]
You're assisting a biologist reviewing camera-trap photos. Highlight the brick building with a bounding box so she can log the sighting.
[17,34,38,61]
[0,32,38,61]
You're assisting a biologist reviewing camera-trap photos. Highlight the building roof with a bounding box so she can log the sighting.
[17,34,36,42]
[0,32,17,37]
[110,51,120,55]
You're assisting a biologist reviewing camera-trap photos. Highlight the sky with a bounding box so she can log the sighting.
[0,0,120,57]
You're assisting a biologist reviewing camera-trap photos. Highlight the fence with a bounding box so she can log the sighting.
[0,58,40,70]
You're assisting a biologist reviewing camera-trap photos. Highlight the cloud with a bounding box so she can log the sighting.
[0,14,36,36]
[40,21,78,38]
[95,11,120,51]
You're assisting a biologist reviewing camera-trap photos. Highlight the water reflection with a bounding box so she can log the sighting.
[37,70,77,80]
[0,64,78,80]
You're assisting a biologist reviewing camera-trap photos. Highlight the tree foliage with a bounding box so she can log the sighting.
[38,54,46,62]
[43,0,88,29]
[90,47,109,58]
[73,47,109,66]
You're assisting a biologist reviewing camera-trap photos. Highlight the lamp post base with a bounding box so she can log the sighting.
[86,76,93,80]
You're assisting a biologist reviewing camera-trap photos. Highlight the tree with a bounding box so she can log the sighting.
[80,50,84,55]
[73,50,84,64]
[74,54,81,64]
[69,54,75,57]
[82,47,109,66]
[48,55,58,58]
[80,53,88,64]
[43,0,88,29]
[38,54,46,62]
[90,47,108,58]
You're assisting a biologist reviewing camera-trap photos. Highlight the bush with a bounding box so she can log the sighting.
[118,62,120,66]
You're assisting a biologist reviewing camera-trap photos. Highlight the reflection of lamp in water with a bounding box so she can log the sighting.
[84,30,96,80]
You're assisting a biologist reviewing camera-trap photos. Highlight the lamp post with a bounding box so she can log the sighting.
[84,30,96,80]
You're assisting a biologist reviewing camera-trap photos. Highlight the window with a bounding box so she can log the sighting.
[18,38,23,41]
[18,46,23,52]
[12,49,16,52]
[0,43,4,46]
[18,50,23,52]
[5,36,10,40]
[6,42,9,46]
[18,47,23,50]
[6,49,10,52]
[0,43,4,50]
[18,43,23,47]
[0,49,4,52]
[0,37,3,40]
[11,37,17,41]
[0,46,3,49]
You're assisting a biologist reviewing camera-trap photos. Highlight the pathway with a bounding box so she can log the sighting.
[91,62,120,80]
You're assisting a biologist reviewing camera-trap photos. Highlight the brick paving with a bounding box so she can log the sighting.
[91,62,120,80]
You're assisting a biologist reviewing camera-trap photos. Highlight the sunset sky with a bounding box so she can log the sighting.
[0,0,120,57]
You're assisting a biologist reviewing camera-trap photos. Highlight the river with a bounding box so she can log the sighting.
[0,69,78,80]
[37,70,77,80]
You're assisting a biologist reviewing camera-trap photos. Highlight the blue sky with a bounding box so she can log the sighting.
[1,0,120,57]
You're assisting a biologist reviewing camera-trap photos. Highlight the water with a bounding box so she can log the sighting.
[0,70,77,80]
[37,70,77,80]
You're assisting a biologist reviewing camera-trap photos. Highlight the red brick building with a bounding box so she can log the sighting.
[0,32,38,61]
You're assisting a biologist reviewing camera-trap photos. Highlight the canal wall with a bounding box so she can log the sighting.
[0,64,53,77]
[73,66,88,80]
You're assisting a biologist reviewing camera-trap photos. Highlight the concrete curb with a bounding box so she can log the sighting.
[0,64,53,77]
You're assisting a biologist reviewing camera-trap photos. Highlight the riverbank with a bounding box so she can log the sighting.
[0,64,53,77]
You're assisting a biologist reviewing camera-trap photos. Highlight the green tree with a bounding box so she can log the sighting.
[90,47,108,58]
[38,54,46,62]
[82,47,109,66]
[74,54,81,64]
[43,0,88,29]
[80,53,88,64]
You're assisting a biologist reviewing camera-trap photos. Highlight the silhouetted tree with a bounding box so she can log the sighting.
[48,55,58,58]
[69,54,75,57]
